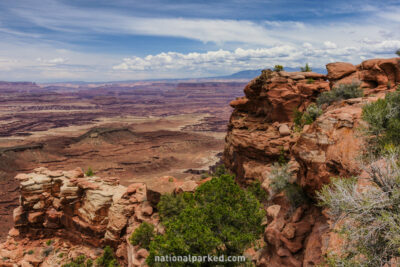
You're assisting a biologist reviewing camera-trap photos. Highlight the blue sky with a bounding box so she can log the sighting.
[0,0,399,82]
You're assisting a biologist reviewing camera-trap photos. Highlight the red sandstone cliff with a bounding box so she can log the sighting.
[224,58,400,266]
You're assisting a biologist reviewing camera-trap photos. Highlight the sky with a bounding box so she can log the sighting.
[0,0,399,82]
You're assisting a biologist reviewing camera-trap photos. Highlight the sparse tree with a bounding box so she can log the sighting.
[300,63,312,72]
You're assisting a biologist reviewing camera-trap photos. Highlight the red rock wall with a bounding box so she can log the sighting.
[223,58,400,266]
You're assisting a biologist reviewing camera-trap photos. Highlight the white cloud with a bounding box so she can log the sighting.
[324,41,337,49]
[36,57,68,65]
[112,39,400,76]
[0,0,399,81]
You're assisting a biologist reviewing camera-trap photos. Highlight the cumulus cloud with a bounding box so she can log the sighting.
[113,40,400,75]
[0,0,400,81]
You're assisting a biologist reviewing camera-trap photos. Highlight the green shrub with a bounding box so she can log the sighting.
[147,172,265,266]
[213,164,227,177]
[396,49,400,56]
[27,250,34,255]
[247,180,268,202]
[62,255,93,267]
[317,154,400,266]
[278,147,289,165]
[362,90,400,155]
[129,222,155,250]
[45,239,53,246]
[269,163,292,194]
[269,163,306,207]
[307,78,315,84]
[96,246,119,267]
[300,63,312,72]
[85,167,94,177]
[274,65,284,72]
[157,192,196,221]
[293,104,323,128]
[316,81,363,106]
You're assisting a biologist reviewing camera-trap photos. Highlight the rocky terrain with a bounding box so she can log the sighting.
[0,166,206,266]
[224,57,400,266]
[0,80,246,137]
[0,57,399,266]
[0,80,245,242]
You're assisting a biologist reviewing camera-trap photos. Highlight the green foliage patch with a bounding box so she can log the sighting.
[129,222,155,250]
[96,246,119,267]
[273,65,284,72]
[62,255,93,267]
[147,171,265,266]
[300,63,312,72]
[293,103,323,129]
[317,156,400,267]
[85,167,94,177]
[316,81,363,106]
[269,163,306,207]
[362,90,400,155]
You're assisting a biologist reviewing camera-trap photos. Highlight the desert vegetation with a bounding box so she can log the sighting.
[129,222,155,250]
[62,246,118,267]
[293,103,323,129]
[316,81,363,106]
[317,86,400,266]
[318,155,400,266]
[273,65,284,72]
[269,163,306,208]
[361,90,400,156]
[146,168,265,266]
[300,63,312,72]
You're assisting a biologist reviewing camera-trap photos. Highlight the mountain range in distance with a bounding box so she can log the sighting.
[217,67,327,79]
[36,67,327,86]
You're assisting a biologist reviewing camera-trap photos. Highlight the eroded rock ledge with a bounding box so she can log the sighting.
[1,167,200,266]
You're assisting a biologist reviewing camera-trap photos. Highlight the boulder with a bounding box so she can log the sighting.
[326,62,357,80]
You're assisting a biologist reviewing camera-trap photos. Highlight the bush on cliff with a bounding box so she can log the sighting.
[147,172,265,266]
[273,65,284,72]
[362,90,400,155]
[293,103,323,129]
[269,163,306,207]
[300,63,312,72]
[317,154,400,267]
[316,81,363,106]
[247,180,268,202]
[85,167,94,177]
[62,255,93,267]
[96,246,119,267]
[129,222,155,250]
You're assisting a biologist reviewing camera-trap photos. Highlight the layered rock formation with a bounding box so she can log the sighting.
[225,69,329,186]
[0,167,201,266]
[224,57,400,266]
[327,58,400,92]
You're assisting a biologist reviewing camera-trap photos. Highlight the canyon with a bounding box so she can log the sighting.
[0,80,246,242]
[1,57,400,266]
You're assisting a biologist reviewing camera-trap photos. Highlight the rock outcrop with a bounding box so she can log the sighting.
[223,58,400,266]
[327,58,400,92]
[291,97,371,194]
[0,167,202,266]
[225,70,329,185]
